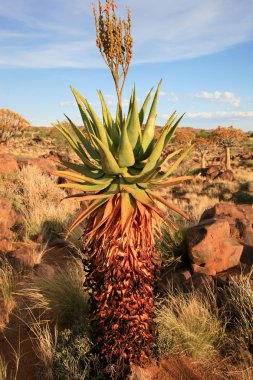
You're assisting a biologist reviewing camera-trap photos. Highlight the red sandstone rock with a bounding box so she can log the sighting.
[186,218,243,275]
[17,156,56,175]
[206,166,221,180]
[0,153,18,174]
[217,170,234,181]
[0,197,21,252]
[200,203,253,242]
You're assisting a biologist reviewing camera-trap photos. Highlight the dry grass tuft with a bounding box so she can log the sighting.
[156,290,224,361]
[174,193,220,223]
[29,320,57,380]
[0,355,8,380]
[0,259,17,320]
[17,165,77,239]
[0,166,77,240]
[220,272,253,348]
[24,262,88,326]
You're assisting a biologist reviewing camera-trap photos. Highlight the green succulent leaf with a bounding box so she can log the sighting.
[92,134,123,175]
[58,181,112,192]
[118,121,135,168]
[139,87,153,126]
[97,90,120,147]
[71,87,110,148]
[127,86,142,152]
[64,115,100,161]
[54,122,100,170]
[140,80,162,160]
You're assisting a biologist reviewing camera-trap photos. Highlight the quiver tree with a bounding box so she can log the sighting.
[0,109,30,144]
[194,137,214,168]
[174,129,196,146]
[210,126,245,170]
[53,0,192,372]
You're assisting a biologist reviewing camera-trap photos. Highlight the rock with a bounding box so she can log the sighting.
[200,203,253,241]
[4,242,41,270]
[206,166,221,180]
[186,218,243,275]
[0,153,18,174]
[0,197,22,252]
[17,156,56,175]
[182,272,214,293]
[159,268,191,292]
[217,170,234,181]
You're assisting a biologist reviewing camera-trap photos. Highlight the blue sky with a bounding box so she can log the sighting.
[0,0,253,131]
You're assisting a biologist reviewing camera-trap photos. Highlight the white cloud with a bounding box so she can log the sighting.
[159,91,167,97]
[185,111,253,119]
[122,99,130,108]
[0,0,253,68]
[190,91,240,107]
[168,91,179,103]
[59,100,76,107]
[103,95,129,109]
[104,94,116,106]
[186,112,213,119]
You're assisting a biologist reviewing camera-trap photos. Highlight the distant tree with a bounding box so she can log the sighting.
[174,130,196,146]
[195,137,214,168]
[0,109,30,144]
[196,130,210,138]
[210,126,245,170]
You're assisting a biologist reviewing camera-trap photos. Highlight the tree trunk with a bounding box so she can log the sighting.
[201,153,206,168]
[225,146,231,170]
[83,196,160,371]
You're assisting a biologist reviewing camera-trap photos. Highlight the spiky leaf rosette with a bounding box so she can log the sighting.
[53,81,192,366]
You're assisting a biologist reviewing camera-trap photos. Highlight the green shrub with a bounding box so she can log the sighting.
[53,325,91,380]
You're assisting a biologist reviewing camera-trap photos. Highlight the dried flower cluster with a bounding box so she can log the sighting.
[93,0,133,114]
[0,109,30,144]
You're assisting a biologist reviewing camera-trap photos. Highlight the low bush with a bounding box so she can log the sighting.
[53,324,91,380]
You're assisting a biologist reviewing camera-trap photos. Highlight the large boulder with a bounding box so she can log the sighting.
[186,218,243,275]
[200,203,253,243]
[0,153,18,175]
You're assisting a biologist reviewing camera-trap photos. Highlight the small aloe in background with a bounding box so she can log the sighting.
[53,0,192,369]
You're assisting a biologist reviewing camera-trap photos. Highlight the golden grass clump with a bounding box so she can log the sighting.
[0,355,8,380]
[0,259,17,330]
[156,291,224,361]
[5,165,77,240]
[25,262,89,326]
[29,321,57,380]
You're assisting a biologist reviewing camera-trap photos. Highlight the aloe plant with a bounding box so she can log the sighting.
[53,82,192,366]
